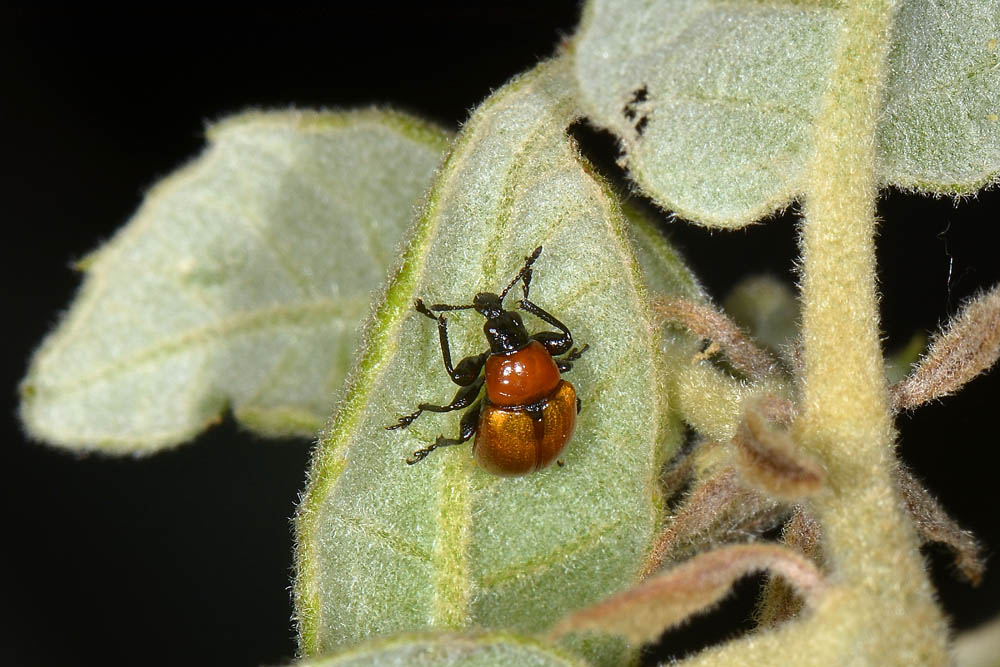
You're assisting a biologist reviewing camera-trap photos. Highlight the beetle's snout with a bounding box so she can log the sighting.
[473,292,503,318]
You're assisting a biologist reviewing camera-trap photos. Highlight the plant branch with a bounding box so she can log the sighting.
[792,0,949,661]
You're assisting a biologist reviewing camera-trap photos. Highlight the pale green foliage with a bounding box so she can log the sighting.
[298,632,587,667]
[574,0,840,227]
[19,0,1000,665]
[574,0,1000,228]
[624,202,702,304]
[20,110,447,453]
[293,59,699,664]
[722,276,799,359]
[879,0,1000,192]
[952,616,1000,667]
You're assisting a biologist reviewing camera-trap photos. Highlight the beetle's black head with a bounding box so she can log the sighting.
[473,292,504,319]
[473,292,530,354]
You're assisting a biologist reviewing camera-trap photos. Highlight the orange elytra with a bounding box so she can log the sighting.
[386,246,587,476]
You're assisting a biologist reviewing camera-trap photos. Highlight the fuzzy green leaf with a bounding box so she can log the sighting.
[879,0,1000,193]
[574,0,999,226]
[294,58,696,664]
[20,110,448,453]
[296,631,588,667]
[573,0,840,228]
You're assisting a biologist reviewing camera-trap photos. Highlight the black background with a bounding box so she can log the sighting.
[4,4,998,666]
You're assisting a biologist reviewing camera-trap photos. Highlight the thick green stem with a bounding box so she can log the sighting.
[796,0,948,661]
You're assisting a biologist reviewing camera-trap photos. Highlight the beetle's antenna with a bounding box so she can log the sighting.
[500,246,543,301]
[428,303,475,312]
[415,299,473,320]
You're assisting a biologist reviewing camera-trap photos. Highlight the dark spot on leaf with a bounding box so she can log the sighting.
[635,115,649,136]
[622,85,651,136]
[630,85,649,104]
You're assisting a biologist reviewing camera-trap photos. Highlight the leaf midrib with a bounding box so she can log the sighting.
[35,298,361,392]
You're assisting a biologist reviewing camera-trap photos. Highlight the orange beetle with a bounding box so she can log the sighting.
[387,246,587,476]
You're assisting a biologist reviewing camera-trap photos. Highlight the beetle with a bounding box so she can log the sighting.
[386,246,587,476]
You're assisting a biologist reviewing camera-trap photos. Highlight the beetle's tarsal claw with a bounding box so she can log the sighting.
[386,412,418,430]
[414,298,437,319]
[406,449,429,465]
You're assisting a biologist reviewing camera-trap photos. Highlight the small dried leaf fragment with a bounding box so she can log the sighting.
[892,284,1000,411]
[550,543,827,645]
[643,457,783,577]
[756,507,823,627]
[653,297,779,379]
[897,466,985,585]
[734,402,825,500]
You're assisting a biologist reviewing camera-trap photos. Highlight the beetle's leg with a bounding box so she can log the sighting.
[515,250,579,358]
[434,316,483,385]
[499,246,543,301]
[414,299,488,386]
[555,344,589,373]
[387,376,484,430]
[532,331,567,356]
[521,298,574,356]
[414,298,439,320]
[407,399,482,464]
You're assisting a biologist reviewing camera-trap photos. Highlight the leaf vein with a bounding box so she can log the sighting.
[39,299,359,393]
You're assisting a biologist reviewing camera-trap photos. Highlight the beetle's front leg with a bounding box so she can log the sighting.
[387,375,484,430]
[521,298,574,356]
[406,398,483,464]
[555,344,589,373]
[415,298,488,385]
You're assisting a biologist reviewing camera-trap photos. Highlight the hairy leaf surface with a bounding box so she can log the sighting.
[20,110,447,452]
[297,631,586,667]
[573,0,839,227]
[294,58,698,663]
[574,0,999,226]
[879,0,1000,193]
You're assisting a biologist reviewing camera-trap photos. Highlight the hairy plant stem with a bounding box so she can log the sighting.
[795,0,948,661]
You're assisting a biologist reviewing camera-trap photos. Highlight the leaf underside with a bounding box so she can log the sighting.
[20,110,448,453]
[879,0,1000,193]
[573,0,999,227]
[573,0,839,227]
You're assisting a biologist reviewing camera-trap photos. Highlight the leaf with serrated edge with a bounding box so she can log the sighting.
[19,110,449,453]
[879,0,1000,193]
[573,0,840,228]
[295,631,587,667]
[294,58,698,664]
